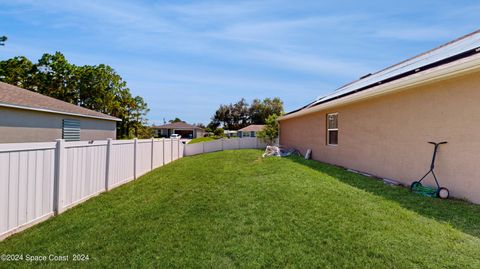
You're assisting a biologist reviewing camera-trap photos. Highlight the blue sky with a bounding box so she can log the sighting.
[1,1,479,125]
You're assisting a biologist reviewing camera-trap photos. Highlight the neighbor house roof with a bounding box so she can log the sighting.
[280,29,480,121]
[238,124,265,132]
[152,122,204,130]
[0,82,121,121]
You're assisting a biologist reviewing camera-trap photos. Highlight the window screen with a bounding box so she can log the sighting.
[63,119,80,141]
[327,113,338,145]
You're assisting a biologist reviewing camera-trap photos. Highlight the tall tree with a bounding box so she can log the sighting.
[231,98,250,129]
[209,97,284,130]
[211,98,250,130]
[0,52,151,139]
[0,56,36,88]
[129,96,150,138]
[206,121,220,132]
[249,97,284,124]
[36,52,78,103]
[169,118,184,123]
[76,64,123,114]
[194,123,206,129]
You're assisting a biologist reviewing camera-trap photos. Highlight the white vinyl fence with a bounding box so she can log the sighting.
[184,137,266,156]
[0,138,183,240]
[0,137,262,240]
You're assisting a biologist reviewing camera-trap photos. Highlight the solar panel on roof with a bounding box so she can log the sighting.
[304,30,480,108]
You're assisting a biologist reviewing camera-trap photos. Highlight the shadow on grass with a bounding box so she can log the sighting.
[287,155,480,239]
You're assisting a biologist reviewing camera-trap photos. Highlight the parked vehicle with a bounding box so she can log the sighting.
[170,134,181,139]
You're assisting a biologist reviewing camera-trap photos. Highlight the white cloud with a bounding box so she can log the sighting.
[245,49,371,77]
[3,0,479,124]
[373,26,457,41]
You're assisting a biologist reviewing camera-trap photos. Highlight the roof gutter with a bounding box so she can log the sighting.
[0,102,122,122]
[279,52,480,121]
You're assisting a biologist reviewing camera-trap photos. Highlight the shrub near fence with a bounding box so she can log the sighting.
[0,137,264,240]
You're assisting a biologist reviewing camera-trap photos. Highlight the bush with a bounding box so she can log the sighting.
[214,128,225,137]
[257,114,279,145]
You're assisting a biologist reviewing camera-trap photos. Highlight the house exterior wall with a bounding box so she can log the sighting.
[239,131,257,138]
[153,128,205,139]
[279,70,480,203]
[0,107,116,143]
[195,129,206,138]
[154,128,169,137]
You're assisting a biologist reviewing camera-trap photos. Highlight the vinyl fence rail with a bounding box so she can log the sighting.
[184,137,266,156]
[0,137,263,240]
[0,138,183,241]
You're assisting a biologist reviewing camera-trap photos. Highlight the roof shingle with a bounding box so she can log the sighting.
[0,82,120,121]
[152,122,204,130]
[238,125,265,132]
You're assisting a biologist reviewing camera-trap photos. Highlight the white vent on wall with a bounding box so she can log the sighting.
[63,119,80,141]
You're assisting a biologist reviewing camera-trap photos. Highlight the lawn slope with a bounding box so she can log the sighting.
[1,150,479,268]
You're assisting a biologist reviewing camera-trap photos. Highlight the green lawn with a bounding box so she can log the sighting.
[187,136,218,144]
[1,150,480,268]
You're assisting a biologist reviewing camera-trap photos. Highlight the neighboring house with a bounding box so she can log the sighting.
[238,124,265,138]
[278,29,480,203]
[224,130,238,138]
[0,82,120,143]
[152,122,205,139]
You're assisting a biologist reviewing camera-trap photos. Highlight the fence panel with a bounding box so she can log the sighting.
[222,139,240,150]
[204,140,223,153]
[63,141,108,209]
[179,141,185,158]
[257,139,267,149]
[164,139,172,164]
[152,139,164,168]
[183,138,266,156]
[0,142,56,239]
[136,140,153,177]
[172,139,179,161]
[184,142,203,156]
[239,137,258,149]
[109,141,135,189]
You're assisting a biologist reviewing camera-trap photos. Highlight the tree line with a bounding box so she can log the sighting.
[0,52,150,138]
[208,97,283,131]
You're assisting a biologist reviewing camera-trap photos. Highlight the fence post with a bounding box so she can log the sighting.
[162,138,165,166]
[177,138,180,159]
[53,139,66,215]
[203,140,205,153]
[133,138,138,179]
[256,138,259,149]
[151,138,155,171]
[238,138,241,149]
[221,138,224,151]
[105,138,112,191]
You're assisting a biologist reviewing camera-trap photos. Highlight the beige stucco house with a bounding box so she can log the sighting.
[279,30,480,203]
[0,82,120,143]
[238,124,265,138]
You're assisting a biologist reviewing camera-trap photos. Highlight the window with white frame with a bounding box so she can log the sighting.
[327,113,338,145]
